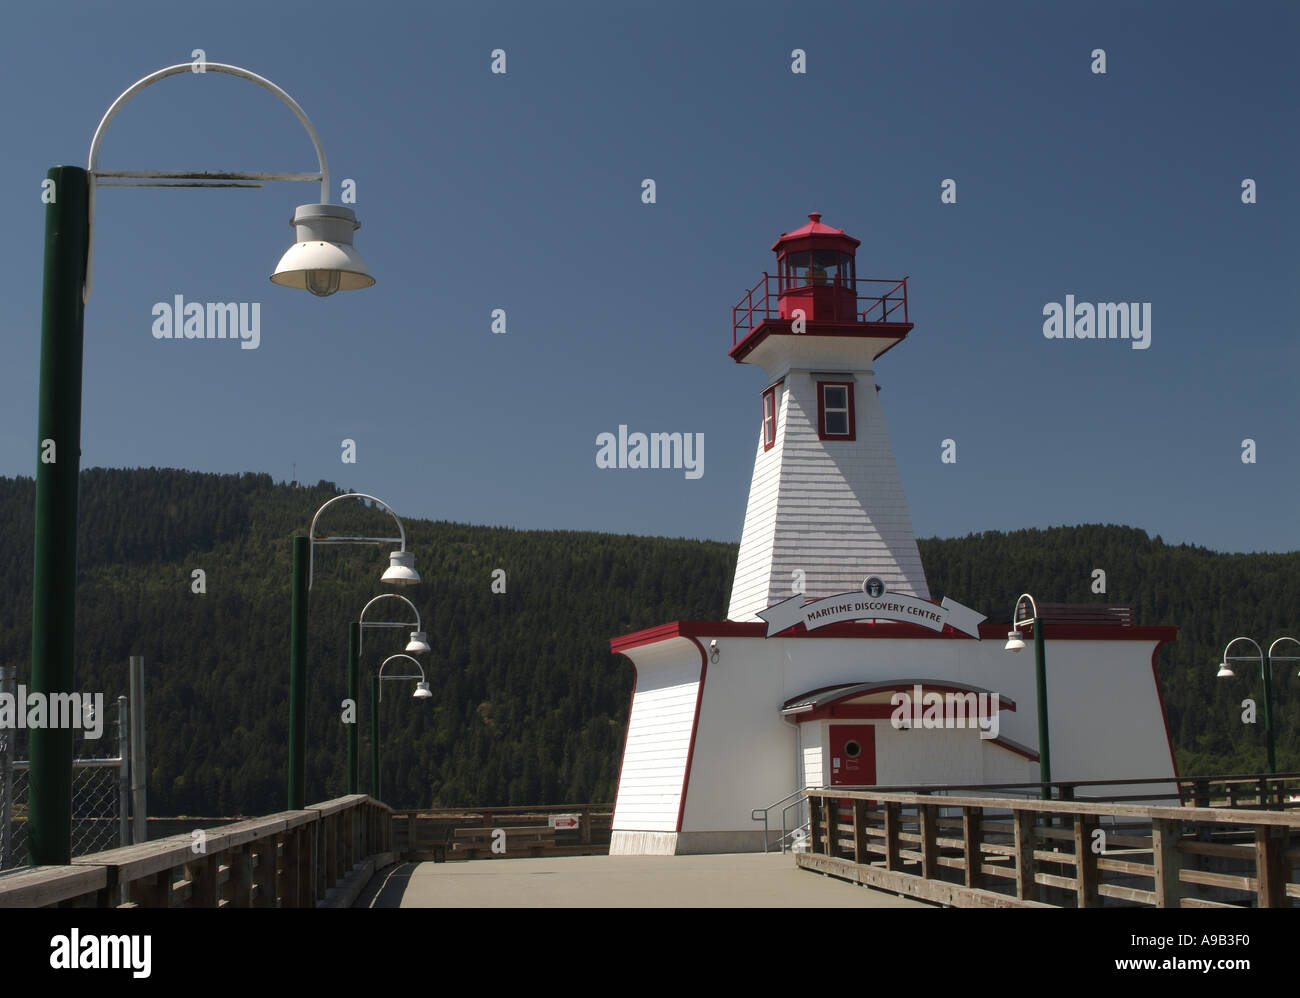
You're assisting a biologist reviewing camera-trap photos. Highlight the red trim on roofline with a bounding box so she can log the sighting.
[610,619,1179,653]
[729,320,911,364]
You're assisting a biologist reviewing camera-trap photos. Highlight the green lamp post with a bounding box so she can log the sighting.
[1217,636,1299,775]
[350,594,430,794]
[29,61,373,865]
[1004,594,1052,801]
[291,493,418,810]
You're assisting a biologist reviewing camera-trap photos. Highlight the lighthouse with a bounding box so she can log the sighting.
[729,212,928,620]
[605,214,1179,856]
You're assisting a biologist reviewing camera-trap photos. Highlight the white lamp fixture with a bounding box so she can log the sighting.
[406,630,431,655]
[1216,661,1235,678]
[413,681,433,699]
[382,550,420,585]
[1005,630,1026,653]
[271,203,375,297]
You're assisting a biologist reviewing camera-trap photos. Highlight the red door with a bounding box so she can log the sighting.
[829,724,876,805]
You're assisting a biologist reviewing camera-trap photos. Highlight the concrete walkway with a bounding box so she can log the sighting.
[356,853,932,908]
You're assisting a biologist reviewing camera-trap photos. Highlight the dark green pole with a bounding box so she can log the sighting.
[1033,617,1052,800]
[370,675,380,802]
[347,621,360,794]
[1261,655,1275,775]
[29,166,90,866]
[288,535,308,810]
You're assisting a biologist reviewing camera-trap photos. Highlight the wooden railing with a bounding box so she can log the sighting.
[0,794,392,908]
[845,773,1300,809]
[392,803,612,861]
[800,788,1300,908]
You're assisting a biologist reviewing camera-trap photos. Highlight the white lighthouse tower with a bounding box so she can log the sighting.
[728,213,928,620]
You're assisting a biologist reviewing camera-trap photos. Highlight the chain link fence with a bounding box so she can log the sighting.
[1,694,129,871]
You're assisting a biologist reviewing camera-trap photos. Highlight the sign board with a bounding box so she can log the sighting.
[549,814,580,830]
[758,586,985,639]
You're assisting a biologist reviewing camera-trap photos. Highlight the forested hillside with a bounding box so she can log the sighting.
[0,469,1294,815]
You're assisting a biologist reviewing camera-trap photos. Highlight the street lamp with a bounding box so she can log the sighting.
[371,654,434,802]
[291,493,418,810]
[344,594,430,793]
[1216,636,1299,775]
[1005,594,1052,799]
[30,61,372,866]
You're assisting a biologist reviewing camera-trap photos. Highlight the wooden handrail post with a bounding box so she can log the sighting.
[852,799,867,864]
[253,837,276,908]
[1152,818,1185,908]
[884,801,901,871]
[1014,808,1038,901]
[808,793,823,855]
[962,806,983,889]
[1073,814,1099,907]
[184,853,219,908]
[919,804,938,880]
[1254,823,1287,907]
[823,796,838,857]
[1194,778,1209,809]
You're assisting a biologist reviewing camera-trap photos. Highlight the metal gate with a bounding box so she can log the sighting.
[0,688,130,870]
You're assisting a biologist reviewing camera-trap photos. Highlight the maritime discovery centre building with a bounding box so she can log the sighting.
[607,213,1178,856]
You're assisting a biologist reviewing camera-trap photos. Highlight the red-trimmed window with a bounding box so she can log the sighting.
[762,383,780,451]
[817,381,855,440]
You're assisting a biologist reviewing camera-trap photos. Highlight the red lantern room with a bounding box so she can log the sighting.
[731,211,912,365]
[772,211,860,322]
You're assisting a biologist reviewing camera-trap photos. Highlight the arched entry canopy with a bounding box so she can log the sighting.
[782,679,1014,720]
[781,679,1038,763]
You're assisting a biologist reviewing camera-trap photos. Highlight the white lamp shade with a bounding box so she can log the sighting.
[1216,663,1234,678]
[1004,631,1026,653]
[406,630,432,655]
[381,550,420,585]
[413,681,433,699]
[270,203,375,296]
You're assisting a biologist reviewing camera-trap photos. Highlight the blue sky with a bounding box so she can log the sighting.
[1,0,1296,553]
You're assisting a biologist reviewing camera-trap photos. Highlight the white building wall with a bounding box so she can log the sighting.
[869,721,1036,786]
[610,638,704,839]
[611,631,1175,852]
[728,386,786,621]
[676,637,802,852]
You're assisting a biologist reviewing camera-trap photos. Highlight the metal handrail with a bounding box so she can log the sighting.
[751,788,809,853]
[733,273,910,345]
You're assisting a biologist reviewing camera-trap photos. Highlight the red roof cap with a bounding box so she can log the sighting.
[772,211,861,251]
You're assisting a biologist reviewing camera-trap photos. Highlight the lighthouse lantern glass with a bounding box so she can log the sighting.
[812,250,840,285]
[784,251,810,287]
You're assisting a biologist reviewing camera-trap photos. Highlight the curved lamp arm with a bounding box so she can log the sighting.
[377,653,428,702]
[307,492,408,590]
[1010,594,1039,631]
[1266,636,1300,665]
[84,61,331,303]
[358,593,423,656]
[1222,636,1264,672]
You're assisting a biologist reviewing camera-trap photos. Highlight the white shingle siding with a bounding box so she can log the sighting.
[611,639,703,833]
[729,369,929,621]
